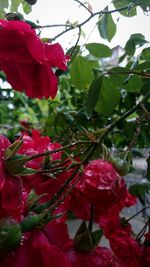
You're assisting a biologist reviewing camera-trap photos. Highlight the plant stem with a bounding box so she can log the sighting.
[88,205,95,233]
[125,205,150,222]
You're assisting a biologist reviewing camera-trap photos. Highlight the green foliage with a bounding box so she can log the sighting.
[98,12,116,42]
[95,77,121,116]
[125,34,147,56]
[129,182,150,197]
[10,0,23,12]
[85,43,112,58]
[70,56,98,90]
[86,77,102,115]
[112,0,137,17]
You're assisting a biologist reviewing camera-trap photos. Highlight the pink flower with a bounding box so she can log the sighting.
[0,20,68,99]
[19,130,62,170]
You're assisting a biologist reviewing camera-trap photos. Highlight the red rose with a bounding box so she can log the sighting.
[109,229,142,267]
[79,159,126,213]
[65,245,123,267]
[0,229,71,267]
[0,20,68,99]
[0,135,23,219]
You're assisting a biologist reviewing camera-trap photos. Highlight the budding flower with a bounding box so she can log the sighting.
[0,218,22,252]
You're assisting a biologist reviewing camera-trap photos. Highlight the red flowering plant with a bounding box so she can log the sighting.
[0,0,150,267]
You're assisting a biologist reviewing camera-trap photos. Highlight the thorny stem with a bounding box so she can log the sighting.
[27,140,94,161]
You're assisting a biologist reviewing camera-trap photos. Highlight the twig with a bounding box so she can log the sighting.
[125,205,150,222]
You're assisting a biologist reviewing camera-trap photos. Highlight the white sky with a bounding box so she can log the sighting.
[24,0,150,51]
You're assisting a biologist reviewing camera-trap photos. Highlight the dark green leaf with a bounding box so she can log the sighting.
[125,34,147,56]
[129,182,150,197]
[86,43,112,58]
[70,56,98,90]
[95,77,121,115]
[74,221,93,253]
[91,229,103,248]
[86,77,102,114]
[98,13,116,42]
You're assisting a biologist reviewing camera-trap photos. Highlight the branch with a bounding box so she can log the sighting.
[125,205,150,222]
[74,0,93,15]
[35,4,132,41]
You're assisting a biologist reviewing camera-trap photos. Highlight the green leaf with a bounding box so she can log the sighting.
[4,140,23,160]
[91,229,103,248]
[108,67,129,87]
[22,1,32,14]
[10,0,23,12]
[123,75,143,92]
[125,34,147,56]
[0,0,9,10]
[129,182,150,197]
[142,47,150,60]
[112,0,137,17]
[86,43,112,58]
[86,77,102,114]
[70,56,98,90]
[67,45,80,64]
[74,221,93,253]
[95,77,121,115]
[98,13,116,42]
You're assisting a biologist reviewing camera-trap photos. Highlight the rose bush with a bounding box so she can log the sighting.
[0,0,150,265]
